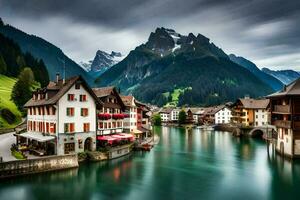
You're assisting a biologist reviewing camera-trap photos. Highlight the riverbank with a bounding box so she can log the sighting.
[0,154,78,179]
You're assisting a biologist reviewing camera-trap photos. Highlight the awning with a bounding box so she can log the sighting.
[97,136,121,144]
[111,133,135,141]
[132,129,143,134]
[19,132,55,142]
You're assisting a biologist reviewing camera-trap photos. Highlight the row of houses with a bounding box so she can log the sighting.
[158,97,270,127]
[15,74,151,156]
[158,104,233,125]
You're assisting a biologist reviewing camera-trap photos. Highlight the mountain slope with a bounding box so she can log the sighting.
[262,68,300,85]
[0,21,91,83]
[229,54,283,91]
[0,74,21,128]
[99,27,273,106]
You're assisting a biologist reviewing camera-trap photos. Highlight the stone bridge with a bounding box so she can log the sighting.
[233,125,277,139]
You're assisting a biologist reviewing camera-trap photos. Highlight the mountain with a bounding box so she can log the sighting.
[0,19,91,83]
[79,60,93,72]
[0,32,49,87]
[262,68,300,85]
[98,27,274,106]
[229,54,283,91]
[89,50,124,74]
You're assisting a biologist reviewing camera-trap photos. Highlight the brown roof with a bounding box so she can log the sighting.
[121,95,134,107]
[93,86,125,110]
[203,105,226,115]
[159,107,173,114]
[24,76,103,107]
[268,78,300,98]
[238,98,269,109]
[92,86,114,98]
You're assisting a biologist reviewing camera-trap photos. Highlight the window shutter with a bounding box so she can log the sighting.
[81,108,83,116]
[64,123,68,133]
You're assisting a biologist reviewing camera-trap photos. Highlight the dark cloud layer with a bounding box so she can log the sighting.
[0,0,299,69]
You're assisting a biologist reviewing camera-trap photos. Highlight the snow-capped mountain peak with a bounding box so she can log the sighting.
[79,50,125,74]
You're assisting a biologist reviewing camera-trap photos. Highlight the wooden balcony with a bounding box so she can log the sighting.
[293,121,300,130]
[272,120,291,129]
[273,105,290,114]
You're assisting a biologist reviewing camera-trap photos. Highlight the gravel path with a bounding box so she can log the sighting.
[0,132,17,162]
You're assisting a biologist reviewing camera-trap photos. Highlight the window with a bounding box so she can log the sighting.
[262,115,264,118]
[78,139,83,149]
[64,143,75,154]
[83,123,90,132]
[49,123,56,133]
[80,94,87,102]
[81,108,89,116]
[67,94,75,101]
[256,115,258,118]
[67,107,75,116]
[64,123,75,133]
[75,83,80,90]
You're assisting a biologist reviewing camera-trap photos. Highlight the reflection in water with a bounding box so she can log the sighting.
[1,127,300,200]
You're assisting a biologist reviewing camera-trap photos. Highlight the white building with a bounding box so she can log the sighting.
[93,87,126,136]
[22,75,101,155]
[254,109,269,126]
[159,108,172,122]
[170,109,180,122]
[215,106,232,124]
[121,95,138,132]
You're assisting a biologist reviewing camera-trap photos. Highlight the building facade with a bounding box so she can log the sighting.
[231,97,269,127]
[268,79,300,158]
[23,75,101,155]
[93,87,126,136]
[215,106,232,124]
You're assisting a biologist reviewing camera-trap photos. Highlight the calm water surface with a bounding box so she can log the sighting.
[1,126,300,200]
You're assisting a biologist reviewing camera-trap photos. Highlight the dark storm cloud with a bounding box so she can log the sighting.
[0,0,299,68]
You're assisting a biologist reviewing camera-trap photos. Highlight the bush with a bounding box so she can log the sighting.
[178,110,187,125]
[152,114,162,126]
[0,108,16,124]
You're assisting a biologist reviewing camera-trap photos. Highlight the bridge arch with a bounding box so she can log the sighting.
[249,128,266,138]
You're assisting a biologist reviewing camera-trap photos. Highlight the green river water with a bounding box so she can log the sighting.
[1,126,300,200]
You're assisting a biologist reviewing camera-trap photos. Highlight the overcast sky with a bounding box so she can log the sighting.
[0,0,299,70]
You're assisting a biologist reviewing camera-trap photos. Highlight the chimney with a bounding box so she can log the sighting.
[56,72,60,83]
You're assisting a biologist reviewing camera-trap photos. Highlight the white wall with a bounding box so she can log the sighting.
[58,84,96,134]
[171,110,179,121]
[254,109,269,127]
[215,107,232,124]
[276,127,292,156]
[160,113,170,122]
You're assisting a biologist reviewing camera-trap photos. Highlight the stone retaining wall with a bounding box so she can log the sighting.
[0,154,78,178]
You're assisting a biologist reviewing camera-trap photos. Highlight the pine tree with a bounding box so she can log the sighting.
[178,110,187,125]
[11,67,34,111]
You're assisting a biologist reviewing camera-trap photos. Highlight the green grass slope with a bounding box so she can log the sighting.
[0,74,22,128]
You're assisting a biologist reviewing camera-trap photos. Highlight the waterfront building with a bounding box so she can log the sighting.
[92,87,126,136]
[121,95,151,141]
[20,75,102,155]
[159,108,172,122]
[121,95,138,132]
[135,100,152,141]
[189,108,205,124]
[170,108,180,122]
[214,106,232,124]
[231,97,269,127]
[268,79,300,158]
[201,105,232,125]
